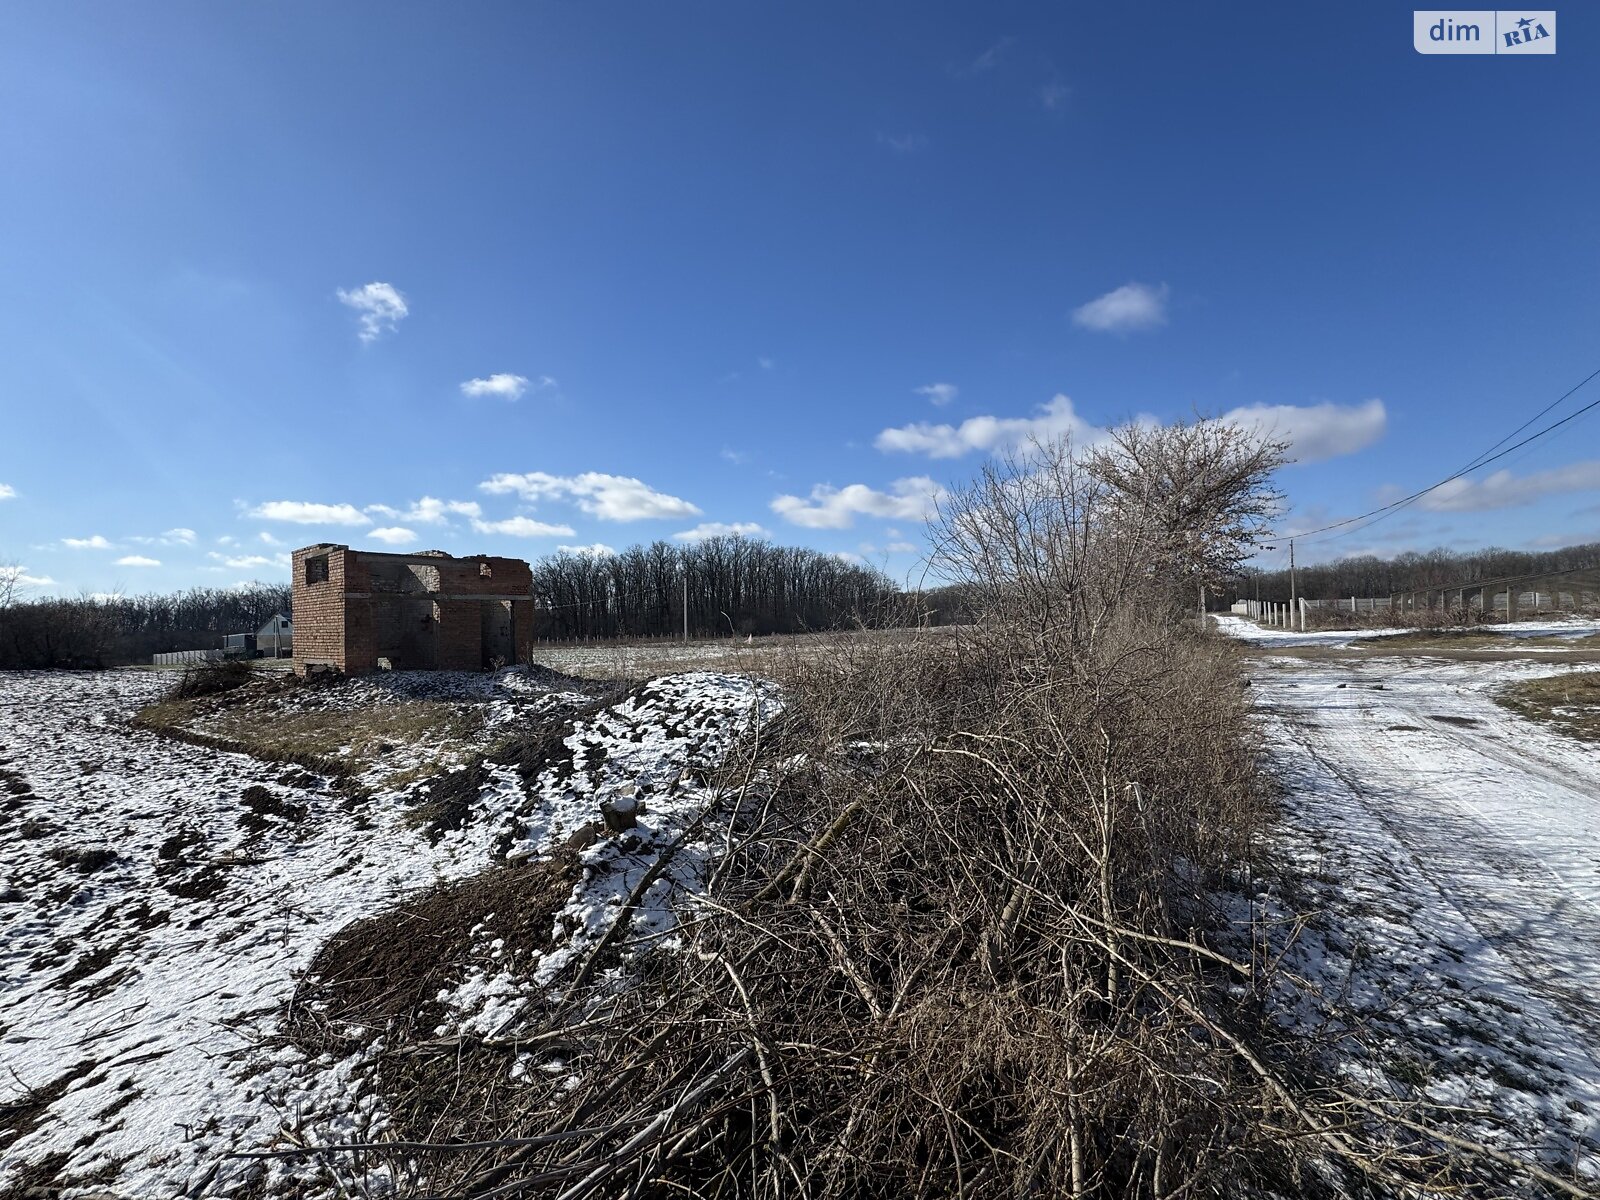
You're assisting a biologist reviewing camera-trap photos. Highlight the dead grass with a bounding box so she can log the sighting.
[289,853,578,1049]
[277,854,580,1189]
[530,626,963,681]
[1496,670,1600,743]
[204,702,484,789]
[137,679,486,793]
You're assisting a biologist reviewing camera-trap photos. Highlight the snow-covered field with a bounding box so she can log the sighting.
[0,667,777,1197]
[1217,615,1600,1179]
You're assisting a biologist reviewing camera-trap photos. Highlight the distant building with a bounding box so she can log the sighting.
[291,544,533,675]
[151,614,293,667]
[257,613,293,658]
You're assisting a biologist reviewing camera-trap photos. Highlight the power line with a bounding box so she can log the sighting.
[1291,363,1600,546]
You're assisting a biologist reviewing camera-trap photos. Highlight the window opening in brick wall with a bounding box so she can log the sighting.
[305,555,329,585]
[479,562,492,577]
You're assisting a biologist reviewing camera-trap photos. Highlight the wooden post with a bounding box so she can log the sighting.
[1505,585,1518,623]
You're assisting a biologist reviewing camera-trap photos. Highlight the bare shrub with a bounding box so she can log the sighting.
[170,657,256,700]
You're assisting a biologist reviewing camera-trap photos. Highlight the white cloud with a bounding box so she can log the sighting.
[471,516,577,538]
[964,37,1015,73]
[1221,399,1387,464]
[878,132,929,154]
[115,555,161,567]
[0,484,15,500]
[337,281,408,343]
[672,522,771,542]
[460,373,556,401]
[721,448,751,465]
[249,500,371,526]
[1417,460,1600,513]
[1072,282,1169,333]
[771,477,943,530]
[367,496,481,525]
[208,552,290,570]
[878,394,1383,465]
[876,394,1099,459]
[259,531,282,546]
[130,528,197,547]
[478,472,701,522]
[1530,528,1600,549]
[915,382,958,407]
[63,535,113,550]
[369,526,418,545]
[556,543,617,558]
[1039,81,1071,110]
[1,564,55,589]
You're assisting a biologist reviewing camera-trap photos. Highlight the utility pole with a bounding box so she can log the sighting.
[682,571,689,643]
[1289,538,1299,632]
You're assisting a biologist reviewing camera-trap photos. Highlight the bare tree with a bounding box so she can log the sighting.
[928,420,1286,646]
[1084,420,1286,614]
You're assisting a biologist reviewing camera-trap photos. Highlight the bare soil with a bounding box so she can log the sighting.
[1495,669,1600,743]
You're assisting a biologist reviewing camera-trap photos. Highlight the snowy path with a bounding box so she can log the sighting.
[1216,616,1600,1174]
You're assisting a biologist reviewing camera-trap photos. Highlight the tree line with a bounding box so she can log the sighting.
[1,539,899,667]
[1235,541,1600,605]
[530,537,900,639]
[0,574,291,668]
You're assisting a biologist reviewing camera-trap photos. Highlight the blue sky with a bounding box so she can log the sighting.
[2,2,1597,595]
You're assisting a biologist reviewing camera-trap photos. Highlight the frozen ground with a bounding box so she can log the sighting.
[0,667,776,1198]
[1217,615,1600,1181]
[529,624,961,679]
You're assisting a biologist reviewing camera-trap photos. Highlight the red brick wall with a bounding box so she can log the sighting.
[291,546,349,672]
[511,597,533,664]
[434,599,483,671]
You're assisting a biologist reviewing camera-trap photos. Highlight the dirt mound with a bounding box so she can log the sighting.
[288,852,578,1050]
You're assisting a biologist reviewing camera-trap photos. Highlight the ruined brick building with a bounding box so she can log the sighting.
[291,544,534,675]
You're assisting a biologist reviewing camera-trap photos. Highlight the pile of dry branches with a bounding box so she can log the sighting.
[267,424,1586,1198]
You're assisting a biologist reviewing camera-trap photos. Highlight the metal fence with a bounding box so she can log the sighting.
[152,649,225,666]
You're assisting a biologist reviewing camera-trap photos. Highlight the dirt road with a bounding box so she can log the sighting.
[1216,615,1600,1179]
